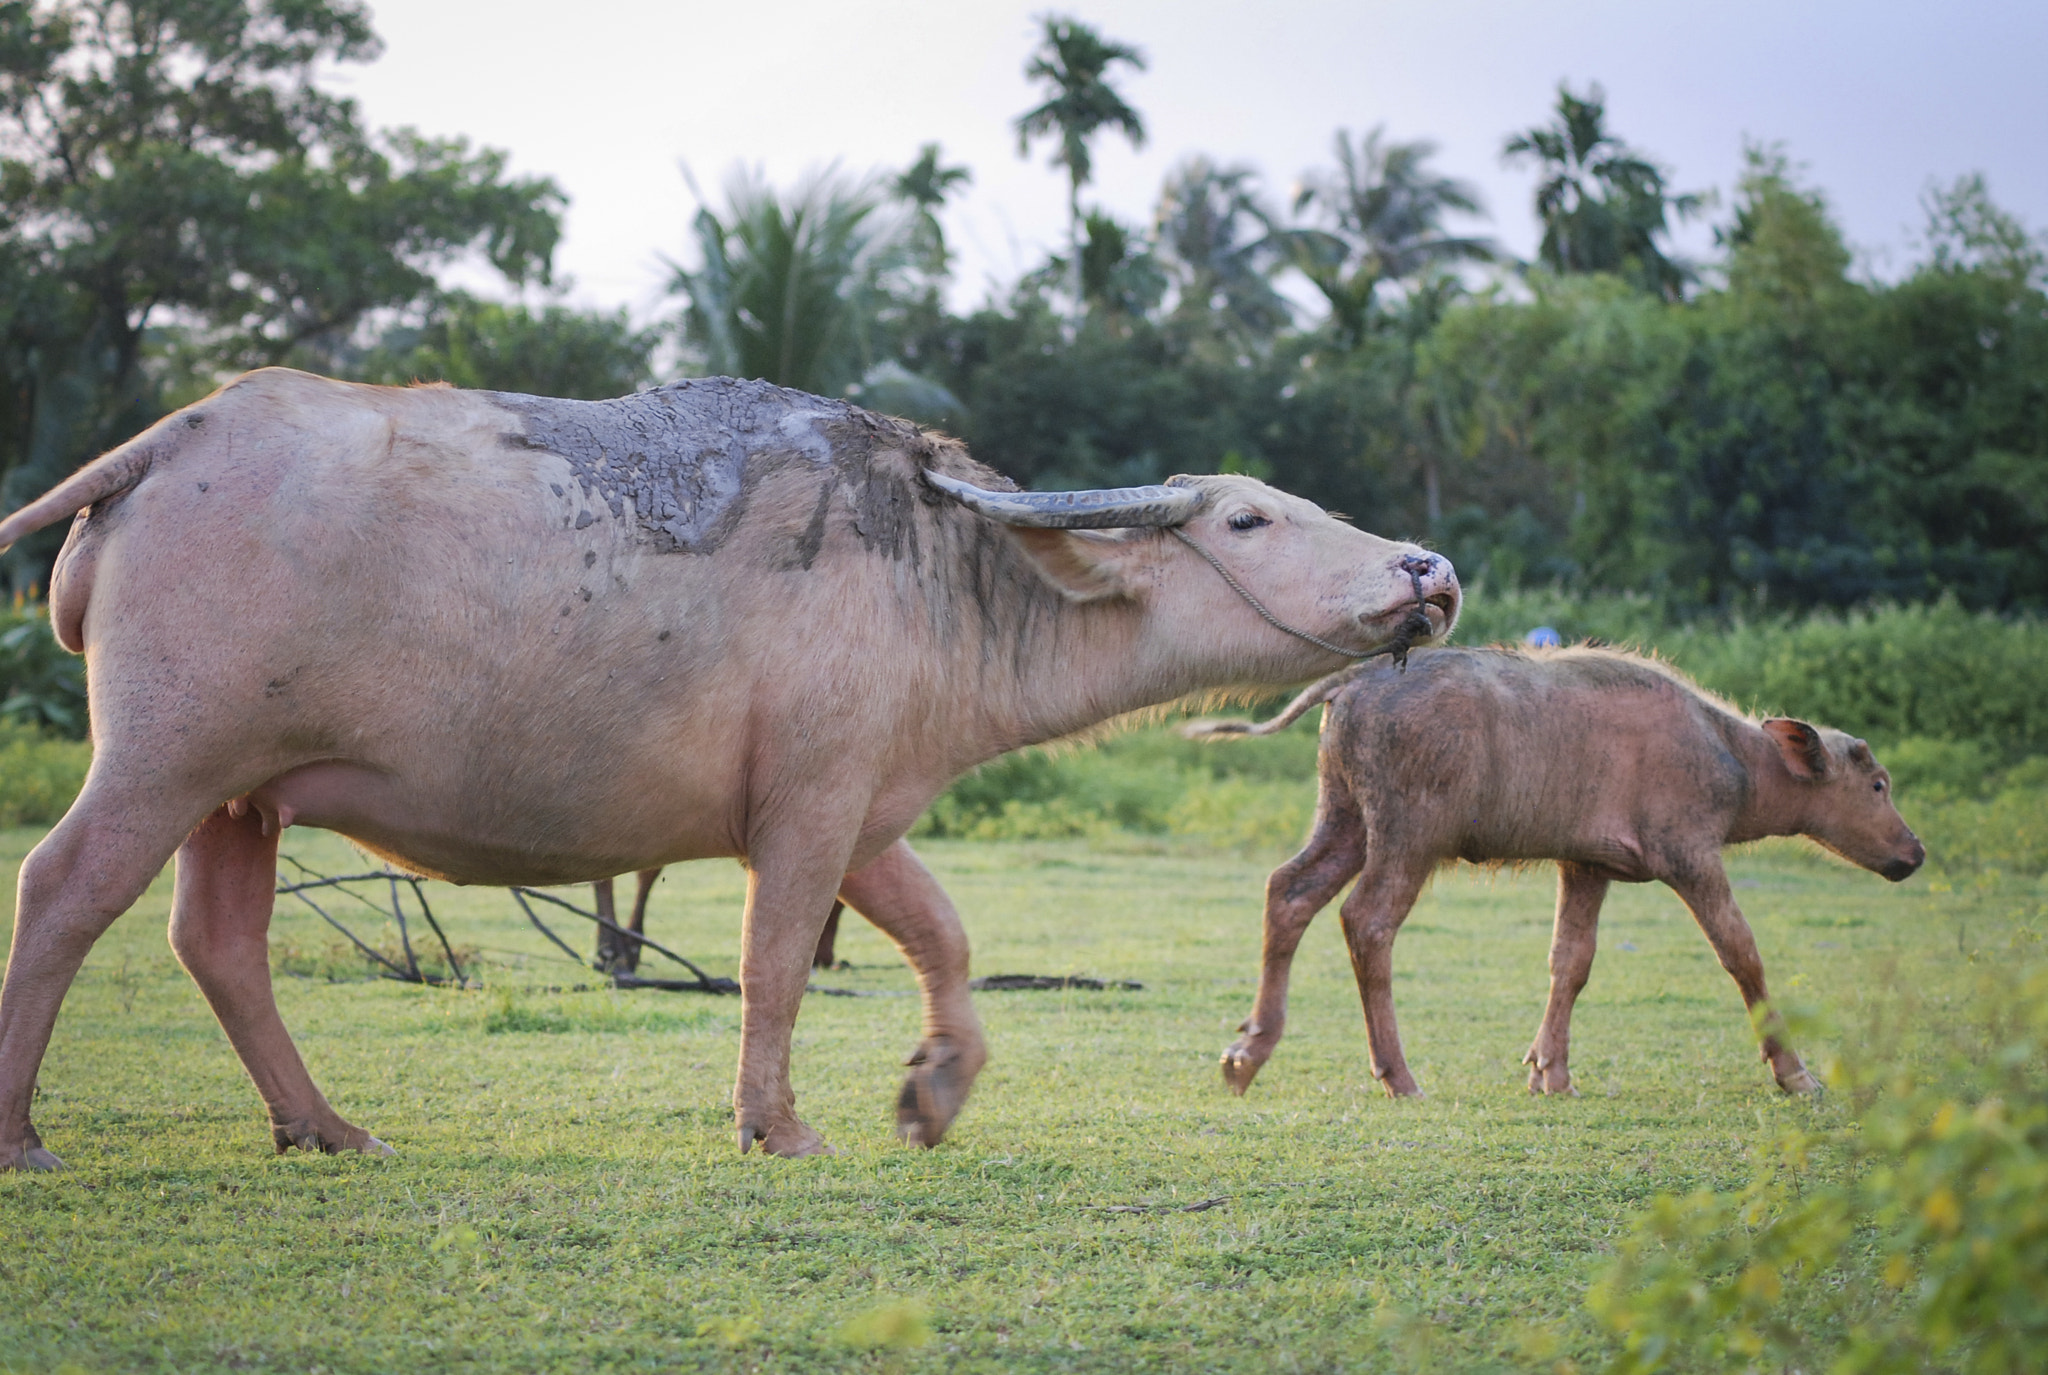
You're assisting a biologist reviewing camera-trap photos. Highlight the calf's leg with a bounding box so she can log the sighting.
[1222,794,1366,1094]
[1336,855,1434,1098]
[170,805,391,1156]
[0,781,203,1169]
[1666,862,1819,1094]
[1523,862,1609,1096]
[839,840,984,1147]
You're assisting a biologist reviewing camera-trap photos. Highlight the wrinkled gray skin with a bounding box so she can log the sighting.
[0,369,1459,1168]
[1198,646,1925,1099]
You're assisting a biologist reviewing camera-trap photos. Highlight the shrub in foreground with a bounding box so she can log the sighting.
[1589,959,2048,1373]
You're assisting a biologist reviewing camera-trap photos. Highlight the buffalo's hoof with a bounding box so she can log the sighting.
[1220,1043,1266,1096]
[1775,1064,1822,1095]
[1377,1073,1425,1099]
[272,1118,396,1158]
[894,1034,980,1148]
[1526,1070,1580,1097]
[738,1117,832,1157]
[1,1142,65,1171]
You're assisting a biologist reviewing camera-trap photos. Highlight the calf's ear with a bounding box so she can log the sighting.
[1005,527,1141,602]
[1763,718,1830,781]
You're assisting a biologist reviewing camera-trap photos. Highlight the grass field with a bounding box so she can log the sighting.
[0,824,2038,1373]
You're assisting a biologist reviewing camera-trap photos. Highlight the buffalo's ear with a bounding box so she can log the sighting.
[1005,527,1140,602]
[1763,718,1830,781]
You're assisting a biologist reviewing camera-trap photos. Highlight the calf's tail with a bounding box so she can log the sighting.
[1181,665,1360,740]
[0,439,160,554]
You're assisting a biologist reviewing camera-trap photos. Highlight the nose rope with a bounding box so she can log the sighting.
[1167,526,1432,666]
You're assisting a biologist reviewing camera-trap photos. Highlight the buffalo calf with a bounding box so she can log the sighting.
[1189,646,1925,1098]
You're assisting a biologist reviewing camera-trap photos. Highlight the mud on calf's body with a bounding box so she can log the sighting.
[0,367,1456,1169]
[1190,645,1925,1099]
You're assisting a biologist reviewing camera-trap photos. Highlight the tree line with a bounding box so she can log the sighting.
[1,3,2041,614]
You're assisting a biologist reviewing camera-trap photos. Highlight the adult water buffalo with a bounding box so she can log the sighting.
[0,369,1458,1167]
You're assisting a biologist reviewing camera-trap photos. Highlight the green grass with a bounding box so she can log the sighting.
[1,825,2039,1373]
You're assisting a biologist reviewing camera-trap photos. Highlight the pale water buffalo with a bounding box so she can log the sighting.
[0,369,1459,1167]
[1188,646,1923,1099]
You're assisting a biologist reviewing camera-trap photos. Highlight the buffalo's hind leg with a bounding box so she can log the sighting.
[0,779,207,1170]
[1222,791,1366,1094]
[840,841,984,1148]
[1523,862,1609,1096]
[171,805,392,1156]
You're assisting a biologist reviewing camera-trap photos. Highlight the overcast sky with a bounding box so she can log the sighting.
[336,0,2048,321]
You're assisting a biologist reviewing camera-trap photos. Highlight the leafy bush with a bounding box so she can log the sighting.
[0,599,86,738]
[913,714,1321,850]
[0,717,90,827]
[1589,955,2048,1374]
[1453,591,2048,754]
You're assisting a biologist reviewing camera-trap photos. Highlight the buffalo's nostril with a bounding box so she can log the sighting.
[1399,554,1437,577]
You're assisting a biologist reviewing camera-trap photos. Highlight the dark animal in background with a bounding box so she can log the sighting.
[1188,646,1925,1099]
[592,870,843,973]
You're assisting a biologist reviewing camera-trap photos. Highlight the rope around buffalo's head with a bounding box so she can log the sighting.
[1167,526,1432,668]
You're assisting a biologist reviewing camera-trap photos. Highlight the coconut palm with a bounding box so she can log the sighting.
[1291,127,1498,349]
[1014,16,1147,297]
[893,142,973,279]
[1503,83,1704,300]
[669,166,903,396]
[1153,157,1292,342]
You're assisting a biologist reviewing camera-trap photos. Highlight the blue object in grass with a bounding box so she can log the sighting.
[1524,626,1562,647]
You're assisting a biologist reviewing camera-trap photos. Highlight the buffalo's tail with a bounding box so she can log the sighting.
[1181,665,1360,740]
[0,439,160,554]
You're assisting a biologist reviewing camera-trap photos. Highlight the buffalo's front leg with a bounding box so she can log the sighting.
[1223,794,1365,1094]
[1336,854,1433,1098]
[839,840,984,1147]
[733,833,857,1156]
[1523,862,1609,1096]
[1667,860,1819,1094]
[171,805,392,1156]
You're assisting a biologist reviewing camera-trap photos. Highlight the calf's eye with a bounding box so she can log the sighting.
[1228,511,1270,532]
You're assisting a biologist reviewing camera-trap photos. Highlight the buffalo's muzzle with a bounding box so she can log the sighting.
[1882,839,1926,882]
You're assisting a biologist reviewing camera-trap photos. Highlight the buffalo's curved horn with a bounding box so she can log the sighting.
[922,470,1205,528]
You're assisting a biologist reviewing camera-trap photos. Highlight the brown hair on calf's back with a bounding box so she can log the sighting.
[1187,644,1926,1099]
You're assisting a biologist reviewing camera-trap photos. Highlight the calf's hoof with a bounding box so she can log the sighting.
[1523,1053,1578,1096]
[738,1117,832,1157]
[895,1034,981,1148]
[272,1117,395,1158]
[1775,1063,1823,1095]
[1220,1043,1267,1096]
[1376,1071,1425,1099]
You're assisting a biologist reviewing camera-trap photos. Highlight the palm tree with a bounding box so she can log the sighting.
[1014,16,1147,300]
[1502,83,1704,300]
[1153,157,1292,342]
[668,165,902,396]
[893,142,973,279]
[1290,127,1497,349]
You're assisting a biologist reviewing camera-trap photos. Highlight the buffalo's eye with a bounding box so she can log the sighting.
[1875,779,1887,793]
[1227,511,1270,532]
